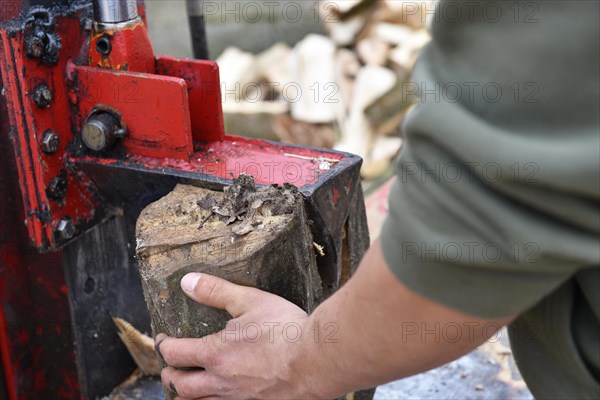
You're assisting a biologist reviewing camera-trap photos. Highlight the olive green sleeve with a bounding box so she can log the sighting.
[380,0,600,319]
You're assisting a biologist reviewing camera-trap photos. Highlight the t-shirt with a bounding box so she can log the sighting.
[380,1,600,398]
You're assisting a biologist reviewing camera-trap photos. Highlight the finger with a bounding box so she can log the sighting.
[190,397,220,400]
[181,273,262,318]
[156,334,217,368]
[162,366,217,399]
[184,397,220,400]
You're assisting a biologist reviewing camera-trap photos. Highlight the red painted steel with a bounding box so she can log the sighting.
[0,6,228,250]
[0,296,16,400]
[88,19,155,73]
[0,243,80,400]
[0,17,100,251]
[156,56,225,142]
[75,135,345,188]
[1,98,81,400]
[0,0,21,23]
[0,3,356,399]
[69,63,195,159]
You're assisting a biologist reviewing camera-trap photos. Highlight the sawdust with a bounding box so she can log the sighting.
[202,174,298,236]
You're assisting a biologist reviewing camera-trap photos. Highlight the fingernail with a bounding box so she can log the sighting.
[169,381,178,396]
[181,273,201,293]
[155,335,166,361]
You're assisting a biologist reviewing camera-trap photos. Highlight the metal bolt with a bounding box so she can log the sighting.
[24,7,61,65]
[82,112,120,152]
[41,130,60,153]
[46,175,68,200]
[32,83,53,108]
[57,218,75,240]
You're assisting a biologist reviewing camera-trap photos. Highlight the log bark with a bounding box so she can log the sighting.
[136,176,322,343]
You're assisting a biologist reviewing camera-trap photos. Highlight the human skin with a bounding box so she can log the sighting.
[156,239,514,399]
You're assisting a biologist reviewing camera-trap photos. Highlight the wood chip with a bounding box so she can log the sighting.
[112,317,161,376]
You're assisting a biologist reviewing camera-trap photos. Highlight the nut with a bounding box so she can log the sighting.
[57,218,75,240]
[46,175,68,200]
[41,130,60,153]
[32,83,53,108]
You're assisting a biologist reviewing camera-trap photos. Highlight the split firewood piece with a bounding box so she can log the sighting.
[289,34,340,123]
[356,37,390,66]
[255,42,293,91]
[335,48,361,118]
[323,1,378,47]
[223,100,288,140]
[371,23,430,49]
[321,0,377,20]
[273,114,337,149]
[365,79,417,136]
[336,65,397,161]
[374,0,432,30]
[216,47,260,105]
[327,12,369,46]
[361,136,403,181]
[388,45,419,77]
[112,317,161,376]
[136,176,323,346]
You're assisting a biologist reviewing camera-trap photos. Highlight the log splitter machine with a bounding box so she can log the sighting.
[0,0,370,398]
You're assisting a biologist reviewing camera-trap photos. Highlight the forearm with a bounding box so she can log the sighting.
[293,239,514,398]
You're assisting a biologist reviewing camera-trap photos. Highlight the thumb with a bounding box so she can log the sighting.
[181,273,258,317]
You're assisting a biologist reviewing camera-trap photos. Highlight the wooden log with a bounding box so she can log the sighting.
[136,177,323,346]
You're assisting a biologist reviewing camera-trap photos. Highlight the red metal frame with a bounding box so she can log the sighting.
[88,18,155,73]
[0,9,230,251]
[0,2,364,399]
[88,135,345,187]
[0,17,100,251]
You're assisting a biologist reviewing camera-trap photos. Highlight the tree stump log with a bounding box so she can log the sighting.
[136,175,375,399]
[136,176,322,342]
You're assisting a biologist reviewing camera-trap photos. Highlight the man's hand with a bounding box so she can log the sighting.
[156,240,514,399]
[156,273,323,400]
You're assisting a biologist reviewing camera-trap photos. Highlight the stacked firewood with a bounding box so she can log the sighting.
[218,0,433,179]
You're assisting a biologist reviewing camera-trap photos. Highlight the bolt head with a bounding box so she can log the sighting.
[32,83,53,108]
[41,130,60,153]
[57,218,75,240]
[82,112,119,152]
